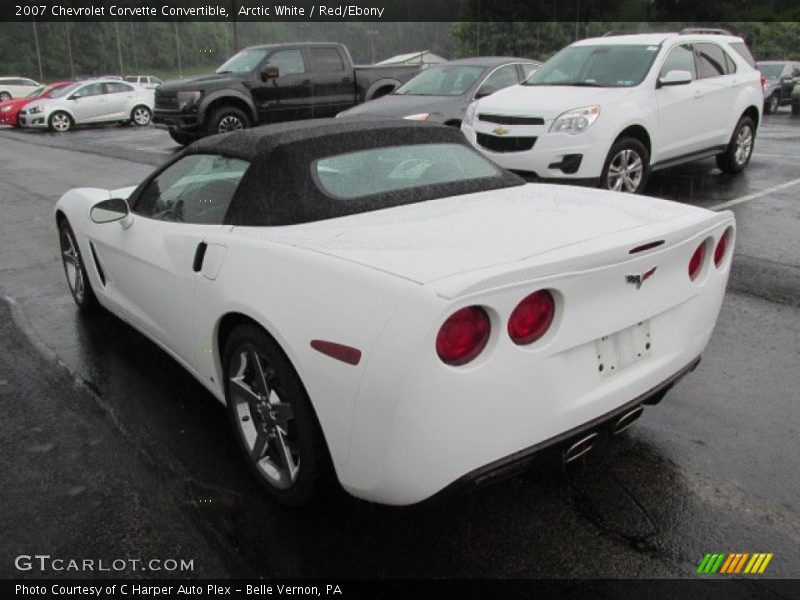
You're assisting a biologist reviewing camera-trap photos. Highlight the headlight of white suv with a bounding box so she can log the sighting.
[463,101,478,128]
[550,105,600,134]
[28,106,44,115]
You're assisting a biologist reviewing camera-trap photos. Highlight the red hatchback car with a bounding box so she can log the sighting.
[0,81,73,127]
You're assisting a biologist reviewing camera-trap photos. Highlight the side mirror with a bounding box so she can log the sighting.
[261,66,280,82]
[69,93,82,100]
[657,70,693,88]
[475,85,498,99]
[90,197,131,227]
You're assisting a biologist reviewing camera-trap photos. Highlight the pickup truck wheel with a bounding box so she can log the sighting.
[168,130,197,146]
[601,138,649,194]
[765,94,779,115]
[716,116,755,174]
[206,106,250,136]
[223,324,334,506]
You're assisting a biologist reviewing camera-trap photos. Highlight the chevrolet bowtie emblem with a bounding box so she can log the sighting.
[626,267,657,289]
[492,126,510,136]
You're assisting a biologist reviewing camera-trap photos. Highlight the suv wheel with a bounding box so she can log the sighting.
[601,138,650,194]
[716,116,755,174]
[765,94,779,115]
[0,92,11,102]
[206,106,250,136]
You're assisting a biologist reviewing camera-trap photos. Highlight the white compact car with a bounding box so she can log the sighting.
[462,29,763,193]
[55,120,734,506]
[0,77,41,101]
[19,79,154,132]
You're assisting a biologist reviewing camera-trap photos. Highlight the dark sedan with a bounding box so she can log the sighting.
[336,57,541,127]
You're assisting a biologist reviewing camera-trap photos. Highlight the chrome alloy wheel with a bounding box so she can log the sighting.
[59,226,85,303]
[218,115,243,133]
[734,124,753,167]
[133,106,151,125]
[51,112,71,132]
[607,148,644,192]
[230,347,299,489]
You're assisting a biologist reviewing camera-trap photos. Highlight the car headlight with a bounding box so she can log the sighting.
[550,105,600,134]
[176,91,202,110]
[463,102,478,127]
[28,106,43,114]
[0,105,12,112]
[403,113,430,121]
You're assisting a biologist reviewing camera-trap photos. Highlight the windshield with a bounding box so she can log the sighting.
[394,65,486,96]
[216,48,269,74]
[50,84,80,98]
[525,44,660,88]
[124,76,138,83]
[758,63,785,79]
[314,143,499,199]
[26,86,45,98]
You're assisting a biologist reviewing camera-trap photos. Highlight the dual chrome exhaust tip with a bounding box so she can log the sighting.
[563,405,645,464]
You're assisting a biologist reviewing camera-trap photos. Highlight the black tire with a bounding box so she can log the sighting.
[223,324,334,506]
[600,137,650,194]
[130,104,152,126]
[204,105,250,137]
[0,92,11,102]
[49,111,73,132]
[764,94,779,115]
[58,219,99,314]
[792,101,800,117]
[168,130,197,146]
[716,116,755,175]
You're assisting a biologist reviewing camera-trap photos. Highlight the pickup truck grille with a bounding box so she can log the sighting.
[155,90,179,110]
[477,133,537,153]
[479,114,545,126]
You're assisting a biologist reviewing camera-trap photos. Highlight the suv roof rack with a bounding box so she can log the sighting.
[679,28,733,36]
[601,30,671,37]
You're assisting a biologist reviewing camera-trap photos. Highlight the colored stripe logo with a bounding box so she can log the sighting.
[697,552,773,574]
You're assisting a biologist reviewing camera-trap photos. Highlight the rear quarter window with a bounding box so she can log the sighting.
[729,42,756,69]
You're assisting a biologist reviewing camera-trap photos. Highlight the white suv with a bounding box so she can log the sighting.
[461,30,763,193]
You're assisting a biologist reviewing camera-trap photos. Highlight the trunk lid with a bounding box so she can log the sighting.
[243,183,720,293]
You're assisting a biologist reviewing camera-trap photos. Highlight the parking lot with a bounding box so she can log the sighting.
[0,110,798,581]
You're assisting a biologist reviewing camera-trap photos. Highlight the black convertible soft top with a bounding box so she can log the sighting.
[183,118,524,226]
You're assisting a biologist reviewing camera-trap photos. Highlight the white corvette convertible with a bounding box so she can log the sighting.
[55,119,734,506]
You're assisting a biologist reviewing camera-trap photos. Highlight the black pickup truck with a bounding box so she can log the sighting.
[154,42,421,145]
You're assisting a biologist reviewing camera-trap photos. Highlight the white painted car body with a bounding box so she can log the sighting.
[55,169,735,504]
[19,79,154,129]
[462,33,762,183]
[0,77,41,99]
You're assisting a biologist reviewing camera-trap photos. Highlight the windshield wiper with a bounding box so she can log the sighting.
[525,81,609,87]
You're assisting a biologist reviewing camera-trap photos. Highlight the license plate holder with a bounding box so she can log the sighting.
[595,321,651,376]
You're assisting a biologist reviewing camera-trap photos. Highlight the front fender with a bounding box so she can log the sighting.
[198,89,257,122]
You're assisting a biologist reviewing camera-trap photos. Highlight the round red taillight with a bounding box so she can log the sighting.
[688,243,706,281]
[508,290,555,345]
[714,229,730,267]
[436,306,491,366]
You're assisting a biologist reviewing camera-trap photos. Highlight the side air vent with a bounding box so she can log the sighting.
[89,242,106,286]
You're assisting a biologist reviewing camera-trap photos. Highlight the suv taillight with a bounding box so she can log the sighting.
[436,306,491,366]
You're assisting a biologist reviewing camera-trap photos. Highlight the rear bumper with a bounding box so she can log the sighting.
[440,355,700,498]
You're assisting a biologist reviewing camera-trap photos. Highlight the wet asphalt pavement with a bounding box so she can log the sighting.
[0,113,798,582]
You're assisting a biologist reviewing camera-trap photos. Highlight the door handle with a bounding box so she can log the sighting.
[192,242,207,272]
[342,77,352,84]
[301,79,312,87]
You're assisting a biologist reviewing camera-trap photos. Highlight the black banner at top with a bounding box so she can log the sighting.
[2,0,799,22]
